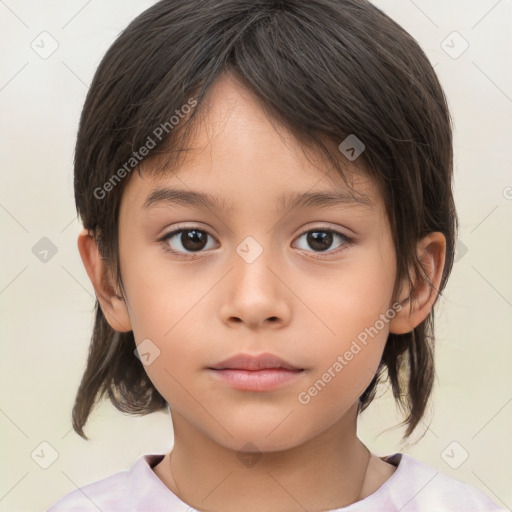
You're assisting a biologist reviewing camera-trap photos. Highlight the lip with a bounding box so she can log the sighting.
[207,352,305,392]
[208,368,304,392]
[209,352,302,371]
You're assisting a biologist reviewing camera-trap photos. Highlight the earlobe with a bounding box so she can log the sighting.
[389,232,446,335]
[77,228,132,333]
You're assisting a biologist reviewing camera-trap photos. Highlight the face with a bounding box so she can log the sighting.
[116,74,400,452]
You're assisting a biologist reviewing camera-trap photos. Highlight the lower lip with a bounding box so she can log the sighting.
[208,368,304,391]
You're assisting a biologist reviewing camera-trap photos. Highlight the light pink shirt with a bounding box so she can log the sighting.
[47,452,506,511]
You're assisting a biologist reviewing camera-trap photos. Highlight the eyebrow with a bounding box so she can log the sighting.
[142,187,373,212]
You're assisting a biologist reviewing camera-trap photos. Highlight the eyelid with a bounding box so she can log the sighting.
[159,222,213,238]
[296,224,346,237]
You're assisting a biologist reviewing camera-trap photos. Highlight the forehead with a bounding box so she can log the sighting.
[120,75,381,214]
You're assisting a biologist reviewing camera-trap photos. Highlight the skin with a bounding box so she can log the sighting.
[78,73,446,512]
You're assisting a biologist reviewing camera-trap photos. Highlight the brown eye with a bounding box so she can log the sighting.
[179,229,208,251]
[161,227,216,255]
[294,228,352,257]
[306,230,333,252]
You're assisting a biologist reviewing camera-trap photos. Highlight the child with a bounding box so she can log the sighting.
[48,0,505,510]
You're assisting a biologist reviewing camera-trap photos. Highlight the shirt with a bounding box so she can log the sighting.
[47,452,506,511]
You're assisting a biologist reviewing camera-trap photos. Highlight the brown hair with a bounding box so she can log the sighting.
[71,0,457,442]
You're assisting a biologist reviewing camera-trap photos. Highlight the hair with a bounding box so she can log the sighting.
[71,0,457,443]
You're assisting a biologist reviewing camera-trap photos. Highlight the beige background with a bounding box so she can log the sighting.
[0,1,511,511]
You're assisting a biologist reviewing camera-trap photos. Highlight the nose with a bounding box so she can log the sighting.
[218,245,292,330]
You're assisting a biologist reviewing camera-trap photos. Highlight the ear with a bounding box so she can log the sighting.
[77,228,132,332]
[389,232,446,335]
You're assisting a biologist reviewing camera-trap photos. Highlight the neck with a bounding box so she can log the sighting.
[160,404,372,512]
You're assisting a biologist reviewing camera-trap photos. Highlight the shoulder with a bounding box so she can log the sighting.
[46,466,129,511]
[385,453,506,511]
[46,454,164,512]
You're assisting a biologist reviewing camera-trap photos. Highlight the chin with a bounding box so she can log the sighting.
[211,423,309,455]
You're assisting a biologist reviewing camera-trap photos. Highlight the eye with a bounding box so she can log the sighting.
[293,227,352,258]
[159,225,353,259]
[159,226,217,256]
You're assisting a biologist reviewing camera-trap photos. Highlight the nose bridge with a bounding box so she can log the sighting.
[220,233,291,327]
[234,233,279,298]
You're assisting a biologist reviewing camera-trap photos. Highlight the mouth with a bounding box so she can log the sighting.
[208,352,303,371]
[207,352,305,392]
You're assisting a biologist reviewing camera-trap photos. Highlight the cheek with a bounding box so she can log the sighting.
[125,276,214,405]
[132,323,207,418]
[309,263,395,342]
[122,248,200,337]
[120,256,203,388]
[296,253,394,408]
[294,328,388,436]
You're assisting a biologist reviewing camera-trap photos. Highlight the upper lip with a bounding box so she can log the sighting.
[209,352,303,371]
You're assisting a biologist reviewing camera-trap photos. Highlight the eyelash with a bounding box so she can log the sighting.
[158,224,353,260]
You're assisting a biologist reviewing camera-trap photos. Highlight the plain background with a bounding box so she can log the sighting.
[0,1,511,510]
